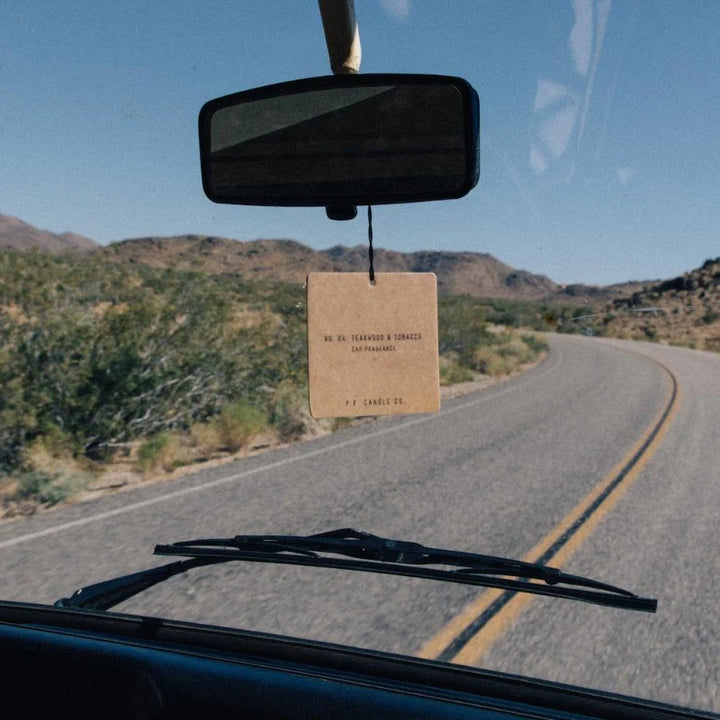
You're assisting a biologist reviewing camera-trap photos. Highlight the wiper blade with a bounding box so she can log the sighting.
[56,528,656,613]
[157,528,656,611]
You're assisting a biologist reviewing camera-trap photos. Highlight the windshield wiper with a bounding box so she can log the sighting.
[55,528,656,613]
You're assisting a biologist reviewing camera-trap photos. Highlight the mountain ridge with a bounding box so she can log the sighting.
[3,215,709,306]
[0,213,97,252]
[97,233,561,299]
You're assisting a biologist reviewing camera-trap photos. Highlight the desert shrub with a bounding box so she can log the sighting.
[17,430,80,489]
[495,335,535,364]
[27,426,76,459]
[701,309,719,324]
[439,356,475,385]
[270,382,307,441]
[136,432,185,474]
[438,295,491,363]
[483,299,573,331]
[189,422,223,458]
[519,333,548,355]
[471,347,509,376]
[0,250,311,472]
[470,333,546,376]
[642,325,658,341]
[482,300,527,328]
[211,401,269,452]
[11,470,86,507]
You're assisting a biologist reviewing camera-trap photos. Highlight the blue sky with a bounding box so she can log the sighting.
[2,1,719,285]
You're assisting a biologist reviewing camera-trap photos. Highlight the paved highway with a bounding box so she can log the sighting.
[1,335,717,713]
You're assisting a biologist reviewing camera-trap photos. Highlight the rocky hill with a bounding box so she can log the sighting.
[0,213,97,252]
[97,234,559,299]
[582,259,720,351]
[8,215,715,326]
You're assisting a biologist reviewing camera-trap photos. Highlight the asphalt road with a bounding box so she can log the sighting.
[1,335,718,713]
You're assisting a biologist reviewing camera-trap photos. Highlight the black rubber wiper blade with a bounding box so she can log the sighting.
[56,528,656,613]
[155,528,656,613]
[163,528,609,589]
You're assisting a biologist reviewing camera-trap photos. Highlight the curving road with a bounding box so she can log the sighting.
[1,335,718,713]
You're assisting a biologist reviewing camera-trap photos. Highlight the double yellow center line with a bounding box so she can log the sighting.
[418,356,680,666]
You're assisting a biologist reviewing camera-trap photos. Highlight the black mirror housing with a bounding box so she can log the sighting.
[199,74,479,208]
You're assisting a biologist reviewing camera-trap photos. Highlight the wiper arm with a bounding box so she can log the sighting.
[55,557,228,611]
[56,528,656,613]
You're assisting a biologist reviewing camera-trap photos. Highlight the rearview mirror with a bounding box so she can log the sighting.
[199,74,479,208]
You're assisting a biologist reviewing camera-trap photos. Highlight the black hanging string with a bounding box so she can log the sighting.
[367,205,375,284]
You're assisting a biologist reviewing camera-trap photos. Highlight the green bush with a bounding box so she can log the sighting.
[270,382,307,442]
[520,333,548,355]
[701,309,719,324]
[439,356,475,385]
[212,401,269,452]
[11,470,85,507]
[642,326,658,341]
[470,333,546,376]
[472,347,510,376]
[136,432,184,473]
[438,295,491,364]
[0,249,308,472]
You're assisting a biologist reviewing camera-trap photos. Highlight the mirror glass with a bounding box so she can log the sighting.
[199,75,479,207]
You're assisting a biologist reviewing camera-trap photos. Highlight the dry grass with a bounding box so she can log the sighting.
[136,432,187,475]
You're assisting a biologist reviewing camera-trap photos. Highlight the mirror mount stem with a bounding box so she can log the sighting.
[318,0,361,75]
[319,0,361,219]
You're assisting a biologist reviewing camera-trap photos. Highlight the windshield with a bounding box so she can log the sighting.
[1,2,718,715]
